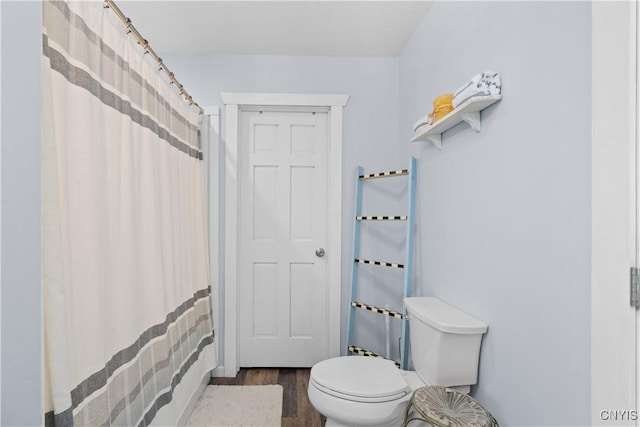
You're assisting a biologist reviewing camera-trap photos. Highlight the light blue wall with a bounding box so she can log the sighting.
[398,2,591,425]
[1,1,43,425]
[160,53,402,363]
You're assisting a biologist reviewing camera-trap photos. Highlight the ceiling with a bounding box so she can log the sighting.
[117,1,432,57]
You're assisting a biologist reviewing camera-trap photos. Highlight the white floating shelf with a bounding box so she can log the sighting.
[411,94,502,149]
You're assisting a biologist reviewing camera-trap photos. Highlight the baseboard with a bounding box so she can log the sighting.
[177,370,211,426]
[212,365,227,377]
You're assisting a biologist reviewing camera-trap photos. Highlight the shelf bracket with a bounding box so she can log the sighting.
[460,111,482,132]
[426,134,443,150]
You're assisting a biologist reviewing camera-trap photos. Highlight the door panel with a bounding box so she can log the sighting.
[290,166,314,240]
[239,110,328,367]
[253,166,278,240]
[252,262,278,337]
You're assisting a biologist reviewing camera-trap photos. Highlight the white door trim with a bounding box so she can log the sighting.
[202,106,225,378]
[221,92,349,377]
[591,2,637,424]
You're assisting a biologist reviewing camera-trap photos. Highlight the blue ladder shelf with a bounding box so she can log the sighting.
[346,157,417,370]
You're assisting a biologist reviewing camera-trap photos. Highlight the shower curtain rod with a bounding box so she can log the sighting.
[104,0,204,114]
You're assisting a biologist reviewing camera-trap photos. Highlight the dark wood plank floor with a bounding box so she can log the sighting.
[210,368,327,427]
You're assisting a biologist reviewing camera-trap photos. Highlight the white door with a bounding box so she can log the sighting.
[238,108,329,367]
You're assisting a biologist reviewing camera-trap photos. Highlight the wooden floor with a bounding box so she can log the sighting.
[210,368,327,427]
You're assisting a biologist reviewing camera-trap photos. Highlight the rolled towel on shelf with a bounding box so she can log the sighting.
[481,71,502,95]
[452,71,501,108]
[413,114,433,132]
[453,73,482,98]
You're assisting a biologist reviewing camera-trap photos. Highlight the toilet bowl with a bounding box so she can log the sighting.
[308,297,488,427]
[308,356,426,427]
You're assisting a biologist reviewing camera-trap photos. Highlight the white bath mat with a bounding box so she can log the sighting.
[187,385,283,427]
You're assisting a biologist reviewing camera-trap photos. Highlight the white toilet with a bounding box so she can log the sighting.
[308,297,488,427]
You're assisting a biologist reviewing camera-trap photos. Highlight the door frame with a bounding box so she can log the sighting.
[591,2,637,424]
[221,92,349,376]
[201,106,224,377]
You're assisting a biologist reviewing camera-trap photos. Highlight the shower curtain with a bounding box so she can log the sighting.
[42,1,216,425]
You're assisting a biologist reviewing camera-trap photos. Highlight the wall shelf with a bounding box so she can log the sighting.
[411,94,501,149]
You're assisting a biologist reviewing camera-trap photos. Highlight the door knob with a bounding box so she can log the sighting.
[315,248,325,257]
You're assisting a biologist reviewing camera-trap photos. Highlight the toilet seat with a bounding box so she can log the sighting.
[310,356,410,403]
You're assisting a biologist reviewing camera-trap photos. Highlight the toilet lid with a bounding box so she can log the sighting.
[310,356,409,400]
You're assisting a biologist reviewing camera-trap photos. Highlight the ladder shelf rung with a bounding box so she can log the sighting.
[356,215,407,221]
[348,345,401,368]
[354,258,404,269]
[359,169,409,180]
[351,301,404,319]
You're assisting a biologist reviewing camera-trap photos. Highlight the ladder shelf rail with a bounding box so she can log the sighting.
[346,157,417,370]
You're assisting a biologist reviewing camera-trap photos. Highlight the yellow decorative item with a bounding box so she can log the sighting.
[432,93,454,122]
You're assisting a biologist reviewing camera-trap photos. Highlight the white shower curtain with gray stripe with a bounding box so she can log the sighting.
[42,1,216,425]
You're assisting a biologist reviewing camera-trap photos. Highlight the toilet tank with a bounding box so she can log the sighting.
[404,297,488,387]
